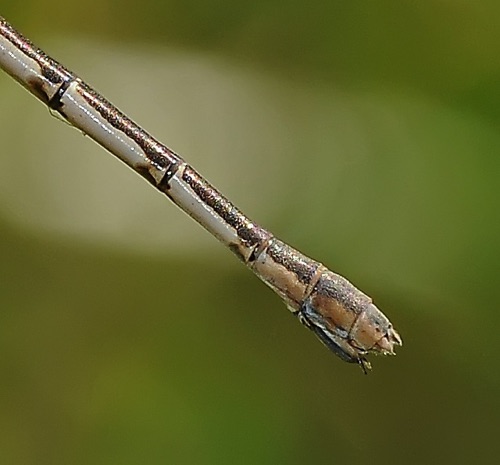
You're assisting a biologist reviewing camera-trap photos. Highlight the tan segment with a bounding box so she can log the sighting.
[252,249,309,311]
[308,291,358,334]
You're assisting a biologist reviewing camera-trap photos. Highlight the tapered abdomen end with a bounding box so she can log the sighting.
[249,238,401,369]
[299,270,402,371]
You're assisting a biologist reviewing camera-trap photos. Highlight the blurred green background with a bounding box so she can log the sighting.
[1,1,499,464]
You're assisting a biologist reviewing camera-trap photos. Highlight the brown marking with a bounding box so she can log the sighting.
[77,83,181,171]
[266,240,320,286]
[313,270,372,315]
[25,76,50,105]
[182,165,272,249]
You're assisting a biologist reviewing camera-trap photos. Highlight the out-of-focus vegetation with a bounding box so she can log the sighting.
[1,2,499,464]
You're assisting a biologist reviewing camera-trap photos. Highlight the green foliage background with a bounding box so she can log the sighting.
[1,2,499,464]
